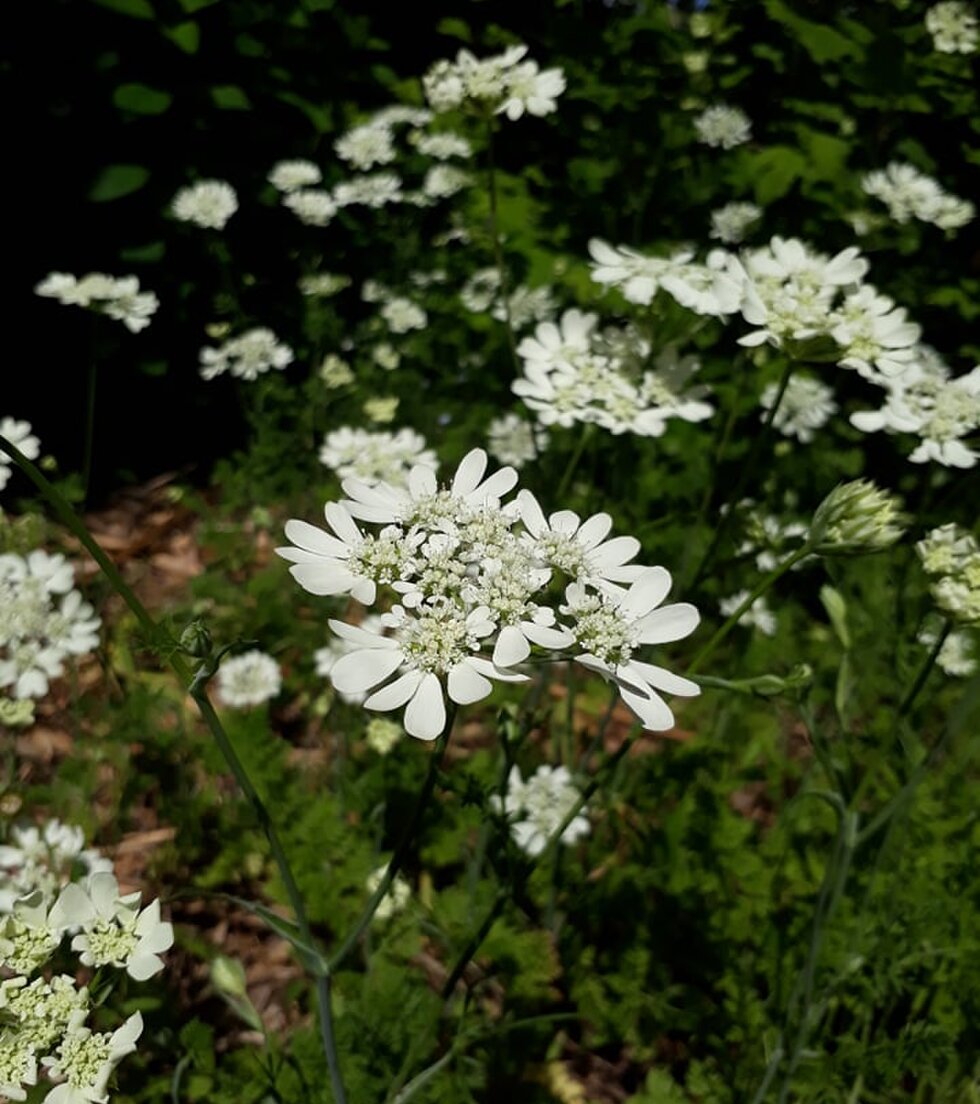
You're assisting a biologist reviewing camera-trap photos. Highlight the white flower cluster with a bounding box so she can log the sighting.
[486,413,549,470]
[34,273,159,333]
[199,327,294,382]
[0,551,101,701]
[171,179,238,230]
[423,44,566,120]
[364,865,411,923]
[216,650,282,708]
[918,621,977,677]
[278,448,700,740]
[861,162,975,233]
[319,427,437,487]
[925,1,978,53]
[276,105,473,227]
[513,309,713,438]
[694,103,752,149]
[917,524,980,624]
[718,591,777,637]
[459,268,558,330]
[709,201,762,244]
[0,821,110,914]
[851,352,980,468]
[299,272,351,298]
[492,765,589,857]
[588,238,742,316]
[760,374,838,443]
[0,831,171,1104]
[0,419,41,493]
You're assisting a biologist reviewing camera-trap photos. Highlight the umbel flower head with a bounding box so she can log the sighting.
[279,449,700,739]
[171,179,238,229]
[0,417,41,492]
[809,480,906,556]
[492,764,589,856]
[35,273,158,333]
[917,524,980,624]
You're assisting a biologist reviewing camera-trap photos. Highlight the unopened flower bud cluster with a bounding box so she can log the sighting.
[279,448,700,740]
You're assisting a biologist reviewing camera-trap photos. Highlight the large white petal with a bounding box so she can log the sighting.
[404,673,446,740]
[591,535,642,572]
[619,567,672,619]
[468,657,529,683]
[409,463,438,499]
[470,466,517,504]
[492,624,530,667]
[451,448,488,496]
[520,622,574,649]
[549,509,580,535]
[517,489,547,537]
[620,685,675,731]
[283,519,348,557]
[448,660,493,704]
[324,502,361,545]
[365,669,424,710]
[636,602,700,644]
[330,649,403,695]
[624,660,699,698]
[290,562,361,597]
[327,619,398,648]
[575,512,613,550]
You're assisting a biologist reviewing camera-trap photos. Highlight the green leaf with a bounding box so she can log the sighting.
[177,0,218,11]
[88,164,150,202]
[743,146,808,203]
[820,586,851,649]
[162,20,200,53]
[119,240,166,262]
[276,91,331,132]
[764,0,863,63]
[113,83,173,115]
[89,0,154,18]
[436,17,471,42]
[210,85,252,110]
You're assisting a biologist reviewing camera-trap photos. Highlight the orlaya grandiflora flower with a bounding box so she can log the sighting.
[326,604,526,740]
[517,490,645,594]
[55,873,173,981]
[561,567,700,731]
[515,308,598,373]
[41,1010,142,1104]
[340,447,518,526]
[277,503,420,605]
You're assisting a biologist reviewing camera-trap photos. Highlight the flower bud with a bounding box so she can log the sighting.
[0,698,35,727]
[210,955,249,1001]
[179,619,213,658]
[809,480,905,556]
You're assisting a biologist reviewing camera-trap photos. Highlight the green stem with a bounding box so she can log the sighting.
[896,618,951,719]
[688,358,796,589]
[0,433,348,1104]
[328,708,456,971]
[688,543,812,673]
[82,352,98,506]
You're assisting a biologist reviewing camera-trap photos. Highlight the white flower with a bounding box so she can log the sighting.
[861,161,975,232]
[325,604,524,740]
[41,1010,142,1104]
[0,892,72,974]
[460,268,501,313]
[925,1,978,53]
[278,503,415,605]
[335,124,397,171]
[517,309,598,372]
[588,239,694,307]
[333,173,403,208]
[268,159,322,192]
[494,285,558,329]
[283,188,337,226]
[0,1031,37,1101]
[410,130,471,159]
[380,297,427,334]
[563,568,700,731]
[493,765,589,856]
[318,426,437,487]
[364,865,410,922]
[710,201,761,244]
[0,821,110,913]
[694,103,752,148]
[0,551,101,701]
[919,622,976,677]
[171,179,238,229]
[422,164,470,199]
[216,650,282,708]
[372,342,401,370]
[0,418,41,492]
[314,615,386,705]
[369,105,432,128]
[299,271,351,297]
[719,591,777,636]
[497,60,566,120]
[851,354,980,468]
[34,273,158,332]
[760,374,837,442]
[487,413,548,469]
[364,717,403,755]
[199,328,294,381]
